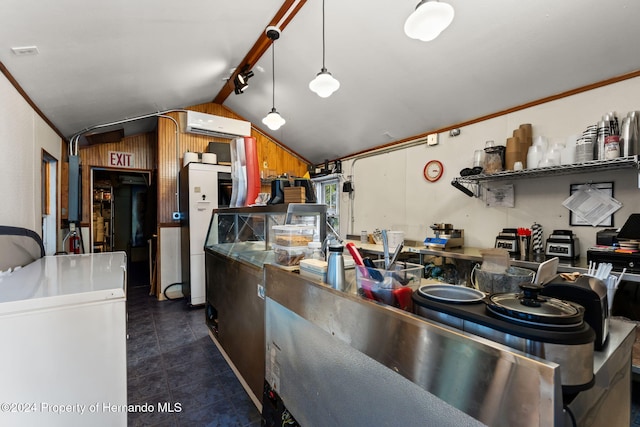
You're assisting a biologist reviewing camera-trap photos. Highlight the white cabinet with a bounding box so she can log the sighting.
[0,253,127,427]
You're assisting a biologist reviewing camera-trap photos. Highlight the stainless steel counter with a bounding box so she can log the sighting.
[348,240,640,283]
[265,265,635,427]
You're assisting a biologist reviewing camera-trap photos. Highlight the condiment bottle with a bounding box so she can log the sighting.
[326,243,346,291]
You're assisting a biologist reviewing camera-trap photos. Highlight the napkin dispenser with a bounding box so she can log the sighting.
[541,275,608,350]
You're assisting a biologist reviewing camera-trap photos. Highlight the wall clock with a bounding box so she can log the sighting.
[423,160,444,182]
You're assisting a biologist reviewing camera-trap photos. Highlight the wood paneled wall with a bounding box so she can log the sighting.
[156,103,310,225]
[77,132,156,225]
[60,103,309,227]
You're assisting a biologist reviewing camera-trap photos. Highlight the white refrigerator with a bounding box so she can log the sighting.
[180,162,231,306]
[0,252,128,427]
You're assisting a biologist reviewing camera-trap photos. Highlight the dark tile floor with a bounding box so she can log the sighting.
[126,284,262,427]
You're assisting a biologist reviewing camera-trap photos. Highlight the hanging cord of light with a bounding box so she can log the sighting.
[309,0,340,98]
[262,31,286,131]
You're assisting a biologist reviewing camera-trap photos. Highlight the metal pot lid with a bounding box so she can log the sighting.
[487,283,583,327]
[418,284,485,304]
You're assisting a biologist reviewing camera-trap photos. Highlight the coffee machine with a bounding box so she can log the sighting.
[495,228,519,255]
[545,230,580,260]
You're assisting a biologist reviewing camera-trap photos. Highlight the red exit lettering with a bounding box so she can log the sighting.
[108,151,134,167]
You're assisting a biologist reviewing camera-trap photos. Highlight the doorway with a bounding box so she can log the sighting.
[41,151,57,255]
[91,168,156,287]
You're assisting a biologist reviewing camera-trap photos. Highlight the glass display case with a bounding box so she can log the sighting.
[204,203,328,268]
[203,203,327,405]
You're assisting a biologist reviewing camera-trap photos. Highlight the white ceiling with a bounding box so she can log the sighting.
[2,0,640,164]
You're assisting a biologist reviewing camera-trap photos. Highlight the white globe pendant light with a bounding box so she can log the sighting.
[309,69,340,98]
[404,0,454,42]
[262,27,285,131]
[309,0,339,98]
[262,107,286,131]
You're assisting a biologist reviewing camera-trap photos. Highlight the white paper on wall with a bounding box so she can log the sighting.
[562,185,622,226]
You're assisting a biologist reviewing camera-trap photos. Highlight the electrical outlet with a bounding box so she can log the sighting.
[263,161,268,168]
[427,134,439,146]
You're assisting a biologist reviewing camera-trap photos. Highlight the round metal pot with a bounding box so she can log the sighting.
[418,284,485,304]
[486,283,595,392]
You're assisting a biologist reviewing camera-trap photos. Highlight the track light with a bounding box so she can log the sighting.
[233,67,254,95]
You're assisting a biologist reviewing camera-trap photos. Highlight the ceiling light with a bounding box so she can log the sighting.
[11,46,39,56]
[309,0,339,98]
[262,108,286,131]
[404,0,455,42]
[262,27,285,131]
[233,67,254,95]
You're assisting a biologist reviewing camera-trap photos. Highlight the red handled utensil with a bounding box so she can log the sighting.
[392,286,413,311]
[345,242,365,266]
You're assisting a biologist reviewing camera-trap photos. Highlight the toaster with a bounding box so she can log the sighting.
[541,275,608,350]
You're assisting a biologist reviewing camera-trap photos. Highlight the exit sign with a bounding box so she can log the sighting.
[108,151,134,168]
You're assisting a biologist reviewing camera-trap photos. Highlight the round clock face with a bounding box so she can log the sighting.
[424,160,444,182]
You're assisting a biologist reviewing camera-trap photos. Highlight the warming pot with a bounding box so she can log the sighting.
[413,283,595,394]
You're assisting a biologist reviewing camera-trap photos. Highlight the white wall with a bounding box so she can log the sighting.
[159,227,182,300]
[0,72,61,235]
[342,76,640,258]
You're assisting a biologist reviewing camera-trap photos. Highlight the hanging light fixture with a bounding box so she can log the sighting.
[233,66,254,95]
[309,0,340,98]
[404,0,455,42]
[262,27,285,131]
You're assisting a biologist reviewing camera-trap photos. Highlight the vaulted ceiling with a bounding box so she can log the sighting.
[2,0,640,164]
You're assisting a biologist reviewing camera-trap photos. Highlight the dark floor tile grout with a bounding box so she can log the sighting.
[126,285,261,427]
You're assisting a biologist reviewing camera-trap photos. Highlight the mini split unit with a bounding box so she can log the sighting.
[183,111,251,139]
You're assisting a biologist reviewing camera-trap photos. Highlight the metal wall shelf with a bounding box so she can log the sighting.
[451,155,639,196]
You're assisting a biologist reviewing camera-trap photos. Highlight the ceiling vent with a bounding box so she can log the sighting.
[183,111,251,139]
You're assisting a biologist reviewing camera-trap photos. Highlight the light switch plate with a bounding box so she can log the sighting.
[427,134,439,146]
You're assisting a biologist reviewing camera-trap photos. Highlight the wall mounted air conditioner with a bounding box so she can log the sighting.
[183,111,251,139]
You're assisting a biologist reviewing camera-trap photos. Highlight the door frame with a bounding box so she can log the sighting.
[41,150,58,255]
[90,167,152,253]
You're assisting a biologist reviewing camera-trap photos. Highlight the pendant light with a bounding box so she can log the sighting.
[404,0,454,42]
[262,27,286,131]
[309,0,340,98]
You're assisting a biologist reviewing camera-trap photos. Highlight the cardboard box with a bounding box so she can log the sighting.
[284,186,305,203]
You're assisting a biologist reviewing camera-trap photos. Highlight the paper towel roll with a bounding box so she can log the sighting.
[202,153,217,164]
[183,152,199,166]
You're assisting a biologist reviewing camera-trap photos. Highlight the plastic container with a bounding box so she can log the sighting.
[471,265,535,294]
[356,260,423,311]
[604,136,620,159]
[272,244,307,266]
[299,259,328,282]
[272,225,315,247]
[307,241,323,260]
